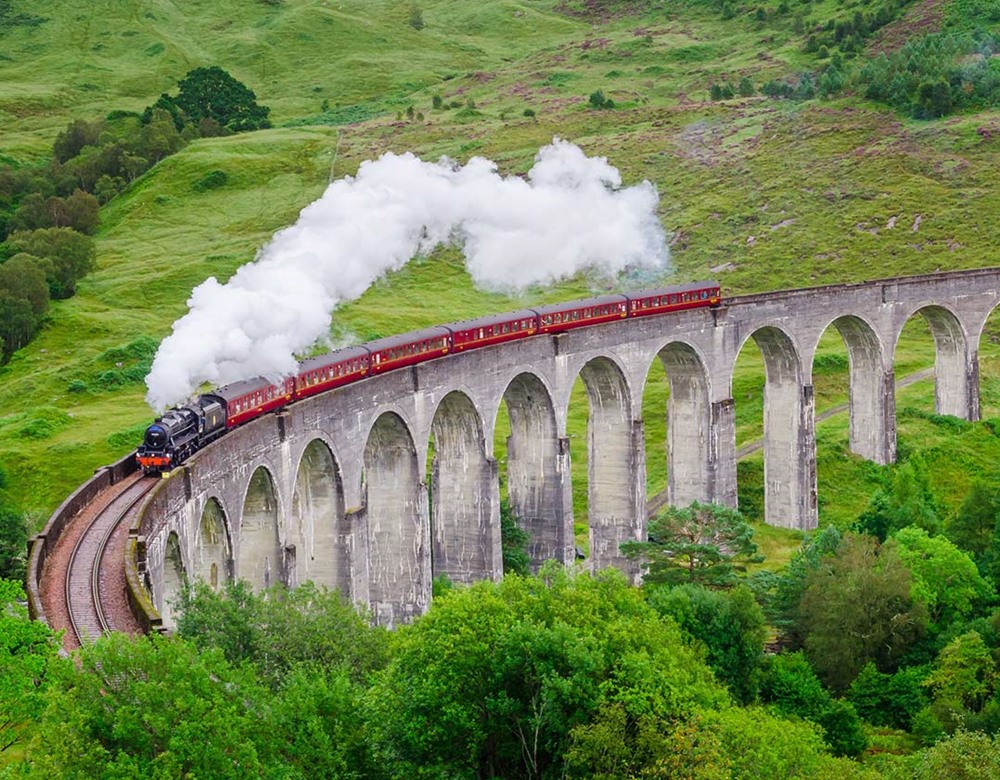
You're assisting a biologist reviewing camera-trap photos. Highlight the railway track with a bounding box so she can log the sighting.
[64,472,154,646]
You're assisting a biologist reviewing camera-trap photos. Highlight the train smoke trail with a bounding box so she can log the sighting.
[145,138,670,411]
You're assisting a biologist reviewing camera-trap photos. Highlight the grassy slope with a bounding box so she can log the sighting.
[0,0,998,552]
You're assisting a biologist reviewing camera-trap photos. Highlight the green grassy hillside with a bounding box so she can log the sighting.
[0,0,998,541]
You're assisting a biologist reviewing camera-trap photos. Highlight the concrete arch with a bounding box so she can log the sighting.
[816,315,894,464]
[896,304,976,420]
[428,391,500,584]
[195,497,231,590]
[363,411,427,626]
[239,466,283,590]
[736,325,816,530]
[161,531,187,628]
[499,372,573,569]
[651,341,713,508]
[290,438,349,593]
[575,356,642,573]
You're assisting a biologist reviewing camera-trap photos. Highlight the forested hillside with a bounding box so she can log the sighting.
[2,0,1000,774]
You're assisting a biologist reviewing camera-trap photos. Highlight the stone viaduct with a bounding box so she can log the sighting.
[135,268,999,627]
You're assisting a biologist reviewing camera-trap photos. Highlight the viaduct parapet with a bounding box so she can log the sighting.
[134,268,999,627]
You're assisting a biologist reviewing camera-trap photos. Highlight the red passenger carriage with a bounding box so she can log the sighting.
[367,326,452,373]
[626,281,720,316]
[533,294,629,335]
[447,310,539,351]
[295,346,370,400]
[209,376,295,428]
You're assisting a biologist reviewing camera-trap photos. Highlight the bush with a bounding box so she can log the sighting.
[588,89,615,109]
[192,169,229,192]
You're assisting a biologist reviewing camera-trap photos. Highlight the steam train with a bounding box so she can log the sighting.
[137,281,721,475]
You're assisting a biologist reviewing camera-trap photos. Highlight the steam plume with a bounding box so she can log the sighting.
[145,138,670,411]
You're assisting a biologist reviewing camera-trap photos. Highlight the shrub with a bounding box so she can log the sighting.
[192,169,228,192]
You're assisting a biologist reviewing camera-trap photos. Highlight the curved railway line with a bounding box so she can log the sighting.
[63,473,154,647]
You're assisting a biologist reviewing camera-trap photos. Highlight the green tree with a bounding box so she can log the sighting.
[136,108,185,164]
[917,78,953,118]
[0,498,28,580]
[5,227,96,299]
[647,583,767,704]
[59,189,100,234]
[366,565,725,780]
[24,634,276,778]
[856,456,942,540]
[622,501,763,588]
[158,66,271,132]
[911,730,1000,779]
[52,118,104,164]
[887,526,990,628]
[738,76,755,96]
[0,253,48,316]
[759,652,867,757]
[589,89,613,109]
[501,499,531,576]
[848,662,929,730]
[949,480,1000,557]
[753,524,842,649]
[176,580,388,688]
[924,631,998,729]
[0,290,37,362]
[799,534,928,691]
[701,706,866,777]
[0,579,61,753]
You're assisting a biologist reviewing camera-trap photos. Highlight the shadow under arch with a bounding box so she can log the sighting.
[498,372,572,570]
[160,530,187,628]
[429,390,500,584]
[735,325,816,530]
[364,411,427,626]
[650,341,712,508]
[817,314,893,464]
[291,438,349,593]
[195,497,232,590]
[897,304,975,420]
[575,356,641,573]
[239,466,283,591]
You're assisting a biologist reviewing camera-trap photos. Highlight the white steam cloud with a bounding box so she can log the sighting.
[145,138,670,411]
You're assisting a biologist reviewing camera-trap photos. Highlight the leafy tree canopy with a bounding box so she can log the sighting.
[799,533,928,692]
[887,526,991,628]
[0,579,61,753]
[647,583,766,705]
[4,227,96,299]
[948,479,1000,557]
[758,651,868,758]
[151,66,271,133]
[176,579,389,688]
[365,564,726,780]
[622,501,763,588]
[856,456,942,541]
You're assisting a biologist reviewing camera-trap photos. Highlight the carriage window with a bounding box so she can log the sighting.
[702,291,709,299]
[683,293,690,301]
